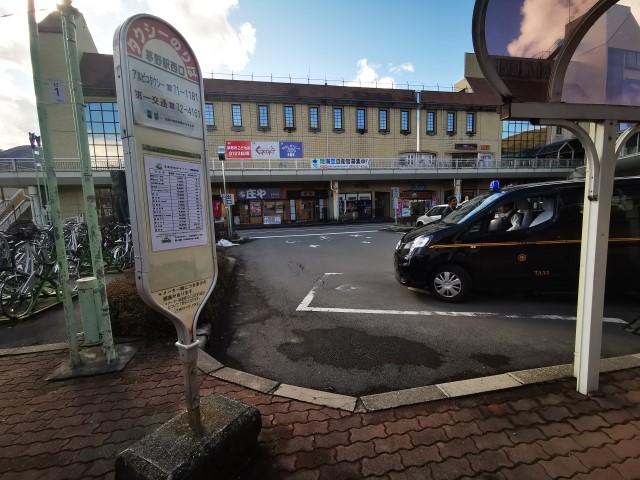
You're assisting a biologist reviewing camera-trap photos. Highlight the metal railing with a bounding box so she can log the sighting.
[0,156,583,174]
[209,157,584,172]
[0,190,31,232]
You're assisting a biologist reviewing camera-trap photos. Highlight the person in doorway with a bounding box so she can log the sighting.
[441,195,458,218]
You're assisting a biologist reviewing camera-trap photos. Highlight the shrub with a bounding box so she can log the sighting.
[106,249,232,338]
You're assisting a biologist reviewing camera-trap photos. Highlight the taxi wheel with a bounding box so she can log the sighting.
[429,264,471,303]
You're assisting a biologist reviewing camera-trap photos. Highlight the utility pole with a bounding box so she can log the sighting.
[59,0,118,362]
[27,0,81,367]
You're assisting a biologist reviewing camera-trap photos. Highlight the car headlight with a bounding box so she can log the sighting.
[396,239,402,250]
[408,235,431,255]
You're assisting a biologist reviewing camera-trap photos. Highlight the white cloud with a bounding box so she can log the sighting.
[0,0,256,150]
[507,0,595,58]
[347,58,396,88]
[389,62,414,74]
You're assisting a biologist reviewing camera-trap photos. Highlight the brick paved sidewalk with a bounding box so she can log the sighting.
[1,340,639,480]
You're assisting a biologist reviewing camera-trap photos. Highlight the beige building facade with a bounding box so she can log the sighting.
[0,11,584,226]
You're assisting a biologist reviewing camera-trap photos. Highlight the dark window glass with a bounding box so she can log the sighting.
[427,111,436,133]
[379,109,388,131]
[309,106,319,129]
[401,111,409,132]
[84,102,122,167]
[334,107,343,130]
[466,112,476,134]
[284,106,295,128]
[232,104,242,127]
[357,108,366,130]
[447,112,456,134]
[258,105,269,128]
[205,103,215,126]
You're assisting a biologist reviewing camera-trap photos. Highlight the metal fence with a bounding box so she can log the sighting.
[0,156,583,174]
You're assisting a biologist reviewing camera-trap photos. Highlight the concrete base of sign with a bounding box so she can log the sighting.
[46,343,141,381]
[115,393,261,480]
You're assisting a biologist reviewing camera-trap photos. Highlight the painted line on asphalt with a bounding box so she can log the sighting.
[296,273,627,324]
[245,230,380,239]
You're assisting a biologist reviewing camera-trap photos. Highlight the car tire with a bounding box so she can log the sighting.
[416,222,423,227]
[428,264,472,303]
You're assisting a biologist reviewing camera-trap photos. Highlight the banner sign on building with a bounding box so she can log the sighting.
[225,140,304,159]
[454,143,478,150]
[310,158,370,169]
[280,142,303,158]
[237,187,282,200]
[225,140,251,158]
[252,141,279,159]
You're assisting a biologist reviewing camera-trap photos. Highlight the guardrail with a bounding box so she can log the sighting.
[0,157,583,174]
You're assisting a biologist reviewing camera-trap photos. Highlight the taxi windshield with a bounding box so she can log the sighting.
[441,192,504,225]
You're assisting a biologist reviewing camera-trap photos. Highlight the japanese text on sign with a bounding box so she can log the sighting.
[144,155,207,251]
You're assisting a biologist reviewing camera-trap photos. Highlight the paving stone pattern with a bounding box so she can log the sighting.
[1,341,639,479]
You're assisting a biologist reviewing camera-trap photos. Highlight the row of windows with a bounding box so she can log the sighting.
[205,103,477,135]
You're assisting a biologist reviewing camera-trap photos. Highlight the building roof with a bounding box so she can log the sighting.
[420,77,501,110]
[79,52,501,110]
[0,145,34,159]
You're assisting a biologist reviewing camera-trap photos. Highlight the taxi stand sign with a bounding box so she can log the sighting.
[113,14,217,429]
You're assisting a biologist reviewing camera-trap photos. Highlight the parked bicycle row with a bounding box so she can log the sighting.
[0,220,134,320]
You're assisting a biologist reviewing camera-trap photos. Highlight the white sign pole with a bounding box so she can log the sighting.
[114,15,217,429]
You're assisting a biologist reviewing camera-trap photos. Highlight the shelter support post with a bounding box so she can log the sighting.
[574,120,617,394]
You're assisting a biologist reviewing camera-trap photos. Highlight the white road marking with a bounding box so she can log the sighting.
[309,245,320,248]
[296,274,626,324]
[248,230,379,239]
[297,273,343,310]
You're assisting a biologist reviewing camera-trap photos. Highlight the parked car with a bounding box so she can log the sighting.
[394,177,640,302]
[415,204,448,227]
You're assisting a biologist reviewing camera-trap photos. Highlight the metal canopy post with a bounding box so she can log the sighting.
[574,120,618,393]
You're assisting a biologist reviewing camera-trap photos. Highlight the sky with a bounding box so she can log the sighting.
[3,0,636,152]
[0,0,477,151]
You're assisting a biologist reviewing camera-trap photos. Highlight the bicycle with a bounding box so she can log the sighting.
[1,231,65,320]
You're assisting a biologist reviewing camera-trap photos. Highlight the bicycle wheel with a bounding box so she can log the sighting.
[1,274,37,320]
[112,246,126,272]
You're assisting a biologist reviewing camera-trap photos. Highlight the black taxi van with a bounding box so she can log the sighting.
[394,177,640,302]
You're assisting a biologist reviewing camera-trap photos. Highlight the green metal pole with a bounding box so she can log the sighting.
[59,1,118,362]
[27,0,81,368]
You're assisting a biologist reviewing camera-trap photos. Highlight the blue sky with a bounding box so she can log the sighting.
[0,0,477,150]
[222,0,476,89]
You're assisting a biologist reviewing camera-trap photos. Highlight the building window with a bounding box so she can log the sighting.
[426,111,436,134]
[333,107,343,131]
[466,112,476,135]
[379,109,388,132]
[84,102,123,167]
[447,112,456,135]
[401,110,410,134]
[232,104,242,127]
[258,104,269,129]
[204,103,215,127]
[284,105,295,131]
[356,108,366,133]
[309,106,320,131]
[556,126,563,135]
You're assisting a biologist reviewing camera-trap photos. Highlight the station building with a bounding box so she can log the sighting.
[0,9,596,227]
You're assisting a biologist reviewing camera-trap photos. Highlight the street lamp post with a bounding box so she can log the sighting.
[218,147,232,240]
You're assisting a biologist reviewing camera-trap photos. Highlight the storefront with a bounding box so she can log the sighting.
[231,185,329,225]
[337,192,372,221]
